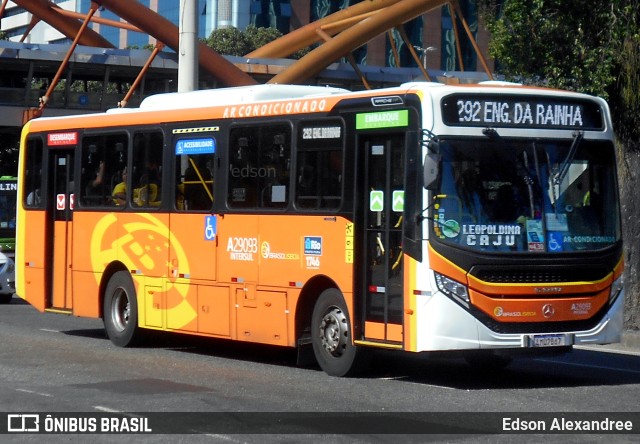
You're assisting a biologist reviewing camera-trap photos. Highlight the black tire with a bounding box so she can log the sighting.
[0,293,12,304]
[311,288,368,377]
[103,271,142,347]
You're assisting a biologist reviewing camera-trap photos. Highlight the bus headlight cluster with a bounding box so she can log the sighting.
[609,274,623,303]
[434,272,469,307]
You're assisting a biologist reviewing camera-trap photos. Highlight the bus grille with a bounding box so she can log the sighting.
[469,265,610,284]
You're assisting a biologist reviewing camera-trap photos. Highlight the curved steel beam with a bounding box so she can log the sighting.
[11,0,115,48]
[94,0,257,87]
[267,0,467,85]
[246,0,402,59]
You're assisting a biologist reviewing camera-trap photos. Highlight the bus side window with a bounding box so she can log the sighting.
[80,134,128,208]
[259,131,290,209]
[176,151,215,212]
[24,137,44,208]
[132,131,163,208]
[295,120,344,210]
[227,124,291,210]
[228,130,258,208]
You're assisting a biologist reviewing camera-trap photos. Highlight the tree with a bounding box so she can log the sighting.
[205,26,309,59]
[478,0,640,330]
[244,25,282,52]
[205,27,252,57]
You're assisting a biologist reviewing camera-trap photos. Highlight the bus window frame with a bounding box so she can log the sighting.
[294,117,346,212]
[130,129,165,210]
[225,120,294,212]
[172,130,218,213]
[79,131,130,210]
[23,135,46,210]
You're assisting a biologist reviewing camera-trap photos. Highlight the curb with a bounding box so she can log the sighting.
[621,330,640,350]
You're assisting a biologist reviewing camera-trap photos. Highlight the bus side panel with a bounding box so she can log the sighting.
[72,212,119,274]
[72,212,173,325]
[256,215,354,293]
[19,210,48,311]
[403,254,419,352]
[71,211,125,318]
[168,213,217,281]
[217,214,259,283]
[71,271,101,318]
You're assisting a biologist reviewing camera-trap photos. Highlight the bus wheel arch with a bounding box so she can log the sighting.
[102,268,143,347]
[294,275,338,346]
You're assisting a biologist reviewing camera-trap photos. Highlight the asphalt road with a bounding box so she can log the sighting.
[1,295,639,443]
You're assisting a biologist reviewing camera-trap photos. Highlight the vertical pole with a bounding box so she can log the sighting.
[38,2,99,113]
[178,0,199,92]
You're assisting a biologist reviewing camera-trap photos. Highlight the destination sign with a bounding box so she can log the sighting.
[441,94,604,130]
[356,109,409,130]
[48,132,78,146]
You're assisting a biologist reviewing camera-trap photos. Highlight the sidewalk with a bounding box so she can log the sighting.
[585,329,640,354]
[621,329,640,350]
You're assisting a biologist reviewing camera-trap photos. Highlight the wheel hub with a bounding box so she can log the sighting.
[112,289,130,332]
[319,307,348,356]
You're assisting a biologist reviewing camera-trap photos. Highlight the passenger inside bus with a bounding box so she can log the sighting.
[112,167,127,205]
[133,172,160,207]
[85,160,106,203]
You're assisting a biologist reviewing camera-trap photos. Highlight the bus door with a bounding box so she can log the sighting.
[47,148,75,310]
[360,134,405,343]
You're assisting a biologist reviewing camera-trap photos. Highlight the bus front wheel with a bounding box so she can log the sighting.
[103,271,141,347]
[311,288,367,377]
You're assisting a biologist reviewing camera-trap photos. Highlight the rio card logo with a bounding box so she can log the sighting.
[304,236,322,269]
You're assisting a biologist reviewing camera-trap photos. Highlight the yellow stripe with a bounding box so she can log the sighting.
[45,308,73,315]
[172,127,219,134]
[354,340,403,349]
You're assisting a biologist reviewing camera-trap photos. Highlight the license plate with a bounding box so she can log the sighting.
[530,334,566,347]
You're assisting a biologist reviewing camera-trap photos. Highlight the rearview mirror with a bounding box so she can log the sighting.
[423,151,441,190]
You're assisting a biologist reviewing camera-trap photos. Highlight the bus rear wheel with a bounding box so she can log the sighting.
[311,288,367,377]
[103,271,141,347]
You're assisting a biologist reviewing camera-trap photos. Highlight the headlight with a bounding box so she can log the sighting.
[434,272,469,307]
[610,274,623,302]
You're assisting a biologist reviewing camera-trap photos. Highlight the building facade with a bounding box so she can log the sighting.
[1,0,490,71]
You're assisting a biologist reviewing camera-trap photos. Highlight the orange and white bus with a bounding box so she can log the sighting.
[16,82,623,376]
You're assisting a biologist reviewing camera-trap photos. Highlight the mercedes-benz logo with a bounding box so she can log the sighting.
[542,304,555,318]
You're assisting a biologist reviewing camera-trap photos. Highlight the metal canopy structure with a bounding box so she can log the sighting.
[3,0,492,119]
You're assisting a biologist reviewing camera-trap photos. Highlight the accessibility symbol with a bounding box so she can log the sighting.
[205,215,217,241]
[370,190,384,212]
[392,190,404,212]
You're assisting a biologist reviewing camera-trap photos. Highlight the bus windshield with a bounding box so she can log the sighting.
[432,137,620,253]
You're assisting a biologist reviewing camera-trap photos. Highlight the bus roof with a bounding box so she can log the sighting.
[137,84,350,111]
[24,81,607,133]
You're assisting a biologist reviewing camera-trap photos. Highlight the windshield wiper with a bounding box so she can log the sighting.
[554,130,584,187]
[548,131,583,207]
